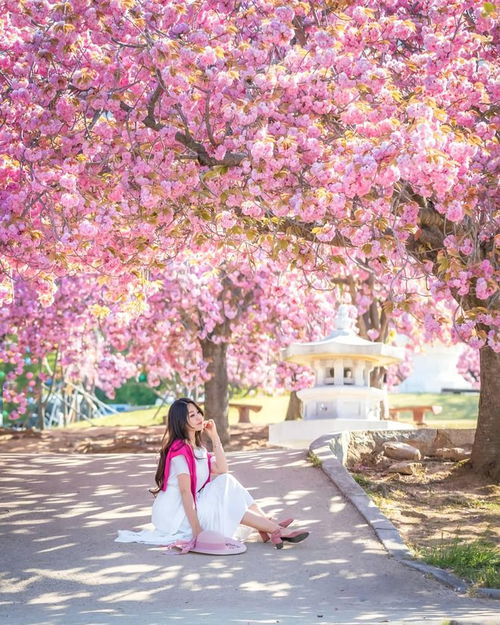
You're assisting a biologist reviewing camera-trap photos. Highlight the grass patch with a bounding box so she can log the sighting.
[389,392,478,423]
[439,493,499,511]
[227,394,290,425]
[417,539,500,588]
[66,407,163,429]
[351,473,397,510]
[65,394,291,429]
[352,473,374,489]
[308,451,322,467]
[62,391,477,430]
[64,394,291,429]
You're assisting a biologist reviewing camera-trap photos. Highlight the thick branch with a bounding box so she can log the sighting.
[144,83,165,130]
[204,93,217,147]
[292,16,308,46]
[119,100,246,166]
[174,131,246,167]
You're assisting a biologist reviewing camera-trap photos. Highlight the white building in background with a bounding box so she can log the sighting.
[394,342,473,393]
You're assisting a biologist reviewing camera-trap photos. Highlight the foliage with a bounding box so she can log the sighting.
[307,451,322,468]
[94,379,158,406]
[352,473,374,489]
[0,0,497,354]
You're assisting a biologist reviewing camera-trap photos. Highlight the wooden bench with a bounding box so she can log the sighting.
[388,405,442,426]
[229,403,262,424]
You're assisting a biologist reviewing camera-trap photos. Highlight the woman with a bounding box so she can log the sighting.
[116,398,309,550]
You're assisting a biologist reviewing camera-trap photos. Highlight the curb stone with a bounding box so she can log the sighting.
[309,434,498,598]
[474,588,500,600]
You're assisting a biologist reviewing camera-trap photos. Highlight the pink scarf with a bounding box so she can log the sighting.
[162,440,212,500]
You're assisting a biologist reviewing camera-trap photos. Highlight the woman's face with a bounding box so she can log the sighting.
[186,403,204,432]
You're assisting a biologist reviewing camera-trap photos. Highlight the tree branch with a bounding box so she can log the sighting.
[204,92,217,147]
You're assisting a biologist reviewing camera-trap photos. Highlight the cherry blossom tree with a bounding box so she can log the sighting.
[0,275,138,427]
[101,245,338,443]
[1,0,498,475]
[1,248,337,439]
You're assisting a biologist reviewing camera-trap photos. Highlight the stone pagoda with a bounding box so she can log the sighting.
[269,305,412,447]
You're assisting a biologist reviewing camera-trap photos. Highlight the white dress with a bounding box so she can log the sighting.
[115,447,254,545]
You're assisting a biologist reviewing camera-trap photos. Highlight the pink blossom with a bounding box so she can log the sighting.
[476,278,496,300]
[59,173,77,191]
[218,211,237,228]
[79,220,98,237]
[250,140,274,161]
[0,0,495,413]
[60,193,80,209]
[445,202,464,222]
[460,238,474,255]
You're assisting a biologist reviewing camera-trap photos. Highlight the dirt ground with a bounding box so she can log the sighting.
[0,422,271,455]
[350,457,500,551]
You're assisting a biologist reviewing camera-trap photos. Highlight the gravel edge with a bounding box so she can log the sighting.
[309,433,498,598]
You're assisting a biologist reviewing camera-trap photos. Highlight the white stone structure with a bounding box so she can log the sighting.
[291,306,404,420]
[269,306,413,447]
[394,342,473,393]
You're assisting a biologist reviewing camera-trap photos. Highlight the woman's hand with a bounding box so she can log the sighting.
[203,419,218,440]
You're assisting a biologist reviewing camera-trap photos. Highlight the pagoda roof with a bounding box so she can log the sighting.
[284,329,404,366]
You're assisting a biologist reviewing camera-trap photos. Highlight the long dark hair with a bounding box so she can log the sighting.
[150,398,204,495]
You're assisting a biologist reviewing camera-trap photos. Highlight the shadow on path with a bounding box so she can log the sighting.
[0,450,497,625]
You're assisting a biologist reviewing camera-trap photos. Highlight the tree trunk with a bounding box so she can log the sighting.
[471,345,500,481]
[35,377,45,430]
[285,391,302,420]
[201,339,230,446]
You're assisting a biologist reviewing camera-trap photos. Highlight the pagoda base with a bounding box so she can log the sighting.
[298,385,387,420]
[268,418,414,449]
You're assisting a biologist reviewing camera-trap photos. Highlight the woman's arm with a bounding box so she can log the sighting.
[178,473,202,538]
[204,420,228,474]
[210,435,228,475]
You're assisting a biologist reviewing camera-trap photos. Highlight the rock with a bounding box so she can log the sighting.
[435,429,475,449]
[370,429,438,456]
[373,452,394,469]
[383,441,422,461]
[347,432,377,465]
[433,447,471,461]
[387,461,422,475]
[402,431,438,456]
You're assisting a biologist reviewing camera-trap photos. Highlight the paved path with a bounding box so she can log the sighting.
[0,450,498,625]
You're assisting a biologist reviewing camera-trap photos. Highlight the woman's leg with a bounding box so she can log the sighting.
[240,511,308,551]
[248,502,271,518]
[240,511,298,537]
[240,510,280,533]
[249,502,292,524]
